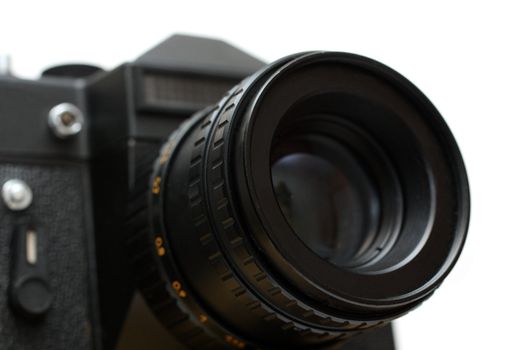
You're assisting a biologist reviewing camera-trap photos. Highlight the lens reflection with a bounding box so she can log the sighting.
[271,143,380,267]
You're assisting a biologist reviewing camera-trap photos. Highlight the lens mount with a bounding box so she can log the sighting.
[129,51,469,349]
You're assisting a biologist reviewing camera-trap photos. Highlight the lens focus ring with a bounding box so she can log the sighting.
[127,112,228,349]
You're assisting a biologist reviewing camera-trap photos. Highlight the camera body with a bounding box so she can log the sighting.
[0,34,468,350]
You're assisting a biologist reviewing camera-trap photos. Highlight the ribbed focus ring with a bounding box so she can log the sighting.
[126,111,229,349]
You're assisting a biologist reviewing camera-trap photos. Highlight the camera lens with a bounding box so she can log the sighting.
[129,51,469,349]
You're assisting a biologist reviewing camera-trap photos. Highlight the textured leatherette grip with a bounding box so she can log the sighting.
[0,161,96,350]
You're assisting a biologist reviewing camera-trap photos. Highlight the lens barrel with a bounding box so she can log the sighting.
[128,51,469,349]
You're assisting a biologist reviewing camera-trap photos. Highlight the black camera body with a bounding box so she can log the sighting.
[0,35,469,350]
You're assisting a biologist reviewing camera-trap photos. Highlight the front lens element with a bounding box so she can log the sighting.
[271,134,381,267]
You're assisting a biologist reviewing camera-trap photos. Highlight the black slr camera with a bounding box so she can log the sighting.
[0,35,470,350]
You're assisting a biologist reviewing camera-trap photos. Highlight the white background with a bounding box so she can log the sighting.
[1,1,524,349]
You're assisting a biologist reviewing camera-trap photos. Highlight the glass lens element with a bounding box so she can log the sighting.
[271,143,380,267]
